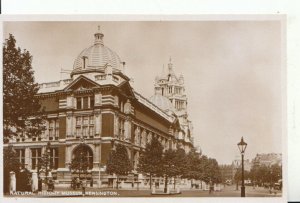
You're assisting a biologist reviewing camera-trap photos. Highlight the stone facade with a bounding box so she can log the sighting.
[4,28,194,187]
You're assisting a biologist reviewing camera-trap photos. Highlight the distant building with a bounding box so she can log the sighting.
[219,164,235,183]
[232,159,252,171]
[252,153,282,167]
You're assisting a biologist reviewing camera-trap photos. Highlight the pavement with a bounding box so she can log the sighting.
[5,184,282,197]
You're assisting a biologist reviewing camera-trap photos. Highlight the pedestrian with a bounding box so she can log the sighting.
[82,179,86,196]
[76,177,80,189]
[90,178,93,187]
[38,177,42,191]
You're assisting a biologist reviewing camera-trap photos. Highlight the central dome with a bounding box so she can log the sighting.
[149,94,174,112]
[72,30,122,73]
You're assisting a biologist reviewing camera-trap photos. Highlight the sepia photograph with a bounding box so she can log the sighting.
[2,19,285,198]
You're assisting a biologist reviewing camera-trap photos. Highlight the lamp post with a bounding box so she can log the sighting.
[233,159,239,191]
[45,141,51,190]
[237,137,247,197]
[98,163,102,188]
[79,137,86,196]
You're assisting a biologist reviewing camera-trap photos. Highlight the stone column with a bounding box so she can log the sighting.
[66,113,72,137]
[65,144,72,166]
[95,110,101,136]
[124,119,131,141]
[72,116,76,136]
[32,172,38,192]
[10,172,16,193]
[25,148,31,170]
[93,144,100,169]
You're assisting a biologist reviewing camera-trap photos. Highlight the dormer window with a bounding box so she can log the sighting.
[82,56,88,69]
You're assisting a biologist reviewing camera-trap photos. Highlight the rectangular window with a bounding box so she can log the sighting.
[16,149,25,167]
[31,148,41,170]
[83,116,89,125]
[50,148,59,170]
[77,98,82,109]
[49,129,54,137]
[48,119,58,138]
[76,117,82,126]
[83,97,89,109]
[55,128,59,138]
[83,126,88,137]
[49,120,54,128]
[89,116,94,125]
[76,127,81,137]
[89,127,94,136]
[90,96,94,108]
[118,119,125,139]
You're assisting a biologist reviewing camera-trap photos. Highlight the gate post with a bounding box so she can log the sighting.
[10,171,16,193]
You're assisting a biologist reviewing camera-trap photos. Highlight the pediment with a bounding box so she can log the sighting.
[118,81,136,98]
[63,76,100,91]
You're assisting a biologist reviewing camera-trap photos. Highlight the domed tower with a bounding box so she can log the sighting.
[71,27,125,82]
[152,58,193,145]
[154,58,188,117]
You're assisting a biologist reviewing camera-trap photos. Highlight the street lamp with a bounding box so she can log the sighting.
[237,137,247,197]
[233,159,239,191]
[45,141,51,191]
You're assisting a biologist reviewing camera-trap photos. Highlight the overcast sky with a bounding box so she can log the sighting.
[3,21,283,164]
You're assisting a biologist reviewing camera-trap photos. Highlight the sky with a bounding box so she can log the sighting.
[3,21,283,164]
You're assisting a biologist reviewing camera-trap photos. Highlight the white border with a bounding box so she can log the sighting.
[0,14,288,203]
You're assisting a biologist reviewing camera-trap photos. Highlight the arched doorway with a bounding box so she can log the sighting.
[69,144,94,183]
[72,144,93,170]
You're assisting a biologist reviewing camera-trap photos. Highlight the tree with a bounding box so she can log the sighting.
[269,164,282,184]
[106,144,132,189]
[3,146,21,193]
[3,34,43,141]
[249,164,282,187]
[172,148,188,189]
[234,168,250,184]
[137,137,163,189]
[183,148,202,187]
[160,148,188,192]
[201,156,222,185]
[38,143,54,188]
[161,149,177,193]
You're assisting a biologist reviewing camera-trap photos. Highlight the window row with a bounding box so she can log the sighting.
[175,100,185,110]
[75,126,94,137]
[76,116,94,126]
[15,148,59,170]
[133,126,169,149]
[75,115,95,137]
[76,96,94,109]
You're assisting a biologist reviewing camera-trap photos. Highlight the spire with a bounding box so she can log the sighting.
[94,25,104,45]
[168,56,173,75]
[161,64,166,77]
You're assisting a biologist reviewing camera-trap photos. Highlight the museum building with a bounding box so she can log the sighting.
[5,28,194,187]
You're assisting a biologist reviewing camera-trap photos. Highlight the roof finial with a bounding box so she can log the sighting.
[161,64,166,76]
[168,57,173,73]
[94,25,104,45]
